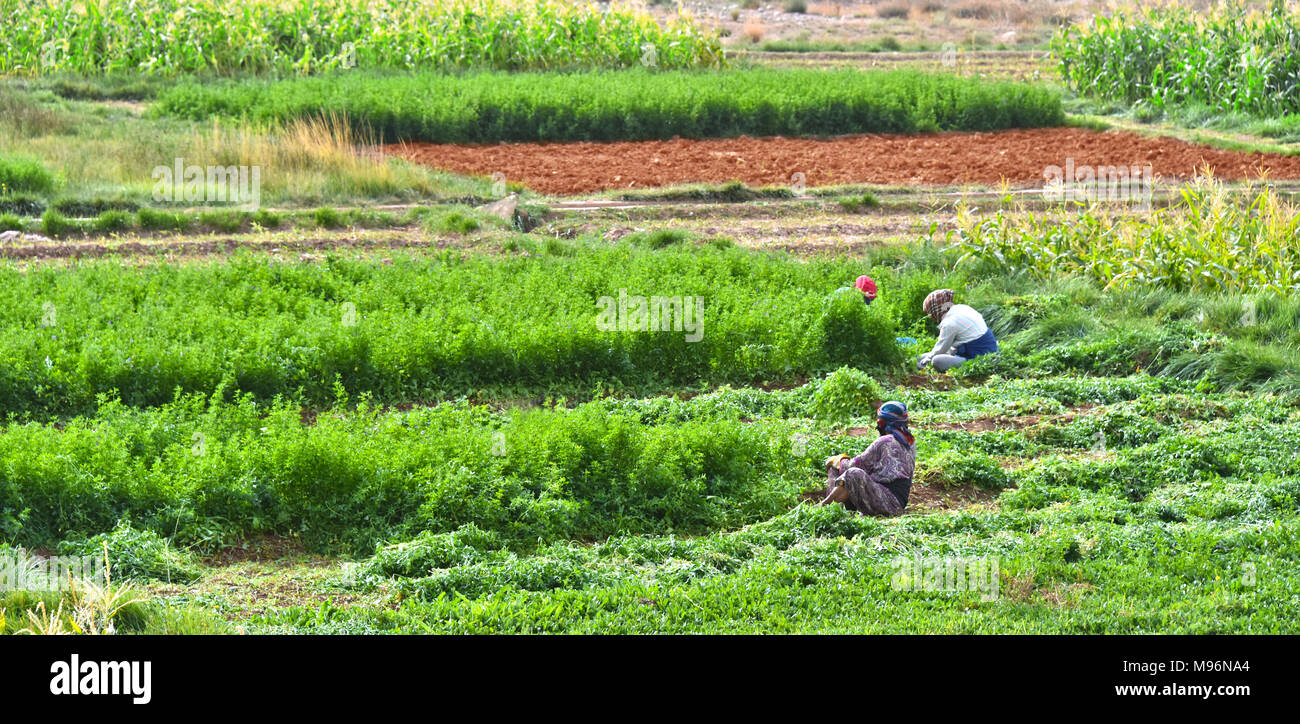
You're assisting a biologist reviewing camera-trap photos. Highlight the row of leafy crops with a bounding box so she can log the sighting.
[2,365,1278,554]
[9,374,1297,633]
[322,405,1298,633]
[363,402,1294,597]
[0,0,725,76]
[951,181,1300,294]
[9,225,1300,420]
[152,68,1066,143]
[0,392,821,552]
[1054,2,1300,117]
[1,240,908,418]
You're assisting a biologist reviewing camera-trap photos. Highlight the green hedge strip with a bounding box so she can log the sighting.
[153,69,1066,143]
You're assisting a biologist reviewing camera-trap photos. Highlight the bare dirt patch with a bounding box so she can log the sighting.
[0,229,453,262]
[203,535,311,566]
[799,481,999,513]
[907,482,1001,513]
[149,558,392,622]
[691,0,1083,58]
[383,127,1300,196]
[847,402,1097,435]
[921,409,1092,432]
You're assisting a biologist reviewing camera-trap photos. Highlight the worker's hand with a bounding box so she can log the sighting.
[917,353,932,370]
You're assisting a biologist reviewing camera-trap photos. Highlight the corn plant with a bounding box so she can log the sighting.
[1054,1,1300,117]
[952,178,1300,294]
[0,0,726,76]
[11,546,145,635]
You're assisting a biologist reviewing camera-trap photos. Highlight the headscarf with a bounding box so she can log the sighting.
[854,275,877,301]
[877,400,914,448]
[922,289,955,324]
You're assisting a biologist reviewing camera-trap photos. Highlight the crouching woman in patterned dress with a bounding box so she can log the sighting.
[819,401,916,516]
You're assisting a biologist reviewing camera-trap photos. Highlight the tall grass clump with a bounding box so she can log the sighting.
[0,156,56,196]
[153,68,1065,143]
[39,208,78,237]
[1054,2,1300,117]
[0,87,73,138]
[185,114,459,202]
[0,0,725,76]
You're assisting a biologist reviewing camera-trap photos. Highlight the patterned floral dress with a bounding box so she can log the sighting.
[825,435,916,516]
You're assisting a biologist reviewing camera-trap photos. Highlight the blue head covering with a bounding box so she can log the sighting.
[877,401,914,448]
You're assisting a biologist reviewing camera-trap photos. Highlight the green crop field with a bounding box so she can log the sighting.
[954,182,1300,294]
[0,0,725,75]
[1055,3,1300,118]
[3,234,1298,637]
[153,68,1065,143]
[0,0,1297,659]
[0,240,908,417]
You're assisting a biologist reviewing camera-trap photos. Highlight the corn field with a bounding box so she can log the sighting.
[1053,1,1300,116]
[0,0,726,76]
[952,179,1300,294]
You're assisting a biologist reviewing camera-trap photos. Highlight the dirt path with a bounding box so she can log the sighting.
[0,229,481,262]
[731,49,1051,80]
[800,481,999,513]
[846,404,1097,437]
[384,127,1300,195]
[907,482,1001,513]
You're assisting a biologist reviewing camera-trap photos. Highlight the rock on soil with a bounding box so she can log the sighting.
[2,231,53,243]
[477,193,536,231]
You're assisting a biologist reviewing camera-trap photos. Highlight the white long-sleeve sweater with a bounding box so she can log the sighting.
[929,304,988,357]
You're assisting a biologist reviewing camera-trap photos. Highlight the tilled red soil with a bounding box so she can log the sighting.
[383,128,1300,195]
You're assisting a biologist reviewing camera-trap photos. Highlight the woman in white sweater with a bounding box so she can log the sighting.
[916,289,998,372]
